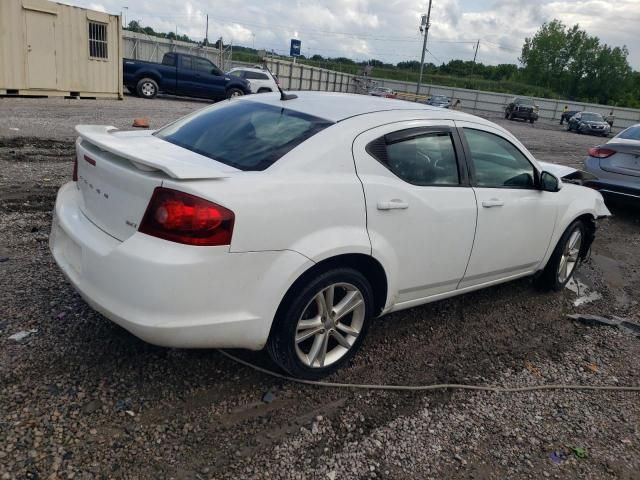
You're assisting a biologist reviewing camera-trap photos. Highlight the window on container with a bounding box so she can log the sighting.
[89,22,108,59]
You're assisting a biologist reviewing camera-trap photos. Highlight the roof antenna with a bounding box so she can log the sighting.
[262,59,297,101]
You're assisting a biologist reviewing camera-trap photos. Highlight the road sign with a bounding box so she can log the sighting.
[290,39,301,57]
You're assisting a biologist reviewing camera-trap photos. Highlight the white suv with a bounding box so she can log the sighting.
[227,67,279,94]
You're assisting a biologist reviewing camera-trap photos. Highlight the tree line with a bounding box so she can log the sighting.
[124,19,640,108]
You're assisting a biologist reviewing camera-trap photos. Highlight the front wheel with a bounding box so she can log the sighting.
[226,88,245,99]
[267,268,373,379]
[536,220,586,291]
[529,118,535,124]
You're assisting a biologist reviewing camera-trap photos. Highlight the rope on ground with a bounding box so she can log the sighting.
[218,349,640,393]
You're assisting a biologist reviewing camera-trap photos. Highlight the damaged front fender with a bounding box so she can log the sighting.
[538,161,599,185]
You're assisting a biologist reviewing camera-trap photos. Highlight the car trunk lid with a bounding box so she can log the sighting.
[599,143,640,178]
[75,126,237,241]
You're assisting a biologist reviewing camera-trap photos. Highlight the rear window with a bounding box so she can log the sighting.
[155,101,334,171]
[617,126,640,140]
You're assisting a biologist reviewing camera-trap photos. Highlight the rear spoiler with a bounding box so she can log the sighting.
[75,125,234,180]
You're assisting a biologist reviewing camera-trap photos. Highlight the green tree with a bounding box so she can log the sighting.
[519,19,633,104]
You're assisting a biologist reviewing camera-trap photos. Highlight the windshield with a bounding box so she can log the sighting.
[432,96,448,102]
[582,113,604,122]
[155,101,334,171]
[617,126,640,140]
[515,98,533,105]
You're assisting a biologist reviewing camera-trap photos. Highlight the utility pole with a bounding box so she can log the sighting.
[415,0,433,99]
[205,14,209,45]
[218,37,223,68]
[470,39,479,75]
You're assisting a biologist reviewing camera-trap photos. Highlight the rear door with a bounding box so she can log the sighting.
[456,121,557,288]
[176,55,197,96]
[353,121,477,303]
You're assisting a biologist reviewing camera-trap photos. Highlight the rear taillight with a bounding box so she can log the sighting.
[72,156,78,181]
[139,187,234,246]
[588,147,615,158]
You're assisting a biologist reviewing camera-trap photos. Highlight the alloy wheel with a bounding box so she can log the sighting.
[294,283,365,368]
[141,82,156,97]
[557,229,582,283]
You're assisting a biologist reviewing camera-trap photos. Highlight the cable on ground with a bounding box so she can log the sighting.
[218,349,640,393]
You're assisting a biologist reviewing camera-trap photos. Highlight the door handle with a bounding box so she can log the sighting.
[482,199,504,208]
[377,199,409,210]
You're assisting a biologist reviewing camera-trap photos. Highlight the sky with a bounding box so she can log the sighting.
[63,0,640,69]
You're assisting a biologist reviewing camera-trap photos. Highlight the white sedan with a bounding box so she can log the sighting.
[50,92,610,379]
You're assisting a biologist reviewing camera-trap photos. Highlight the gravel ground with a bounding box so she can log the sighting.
[1,96,639,479]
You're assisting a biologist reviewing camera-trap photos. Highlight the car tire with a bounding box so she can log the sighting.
[226,88,245,98]
[267,267,374,380]
[536,219,587,292]
[136,78,158,99]
[529,118,535,124]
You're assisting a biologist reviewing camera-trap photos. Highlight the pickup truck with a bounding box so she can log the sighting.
[505,97,539,123]
[123,53,251,101]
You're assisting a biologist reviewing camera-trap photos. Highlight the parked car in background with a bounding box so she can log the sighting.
[505,97,539,123]
[227,67,279,93]
[50,92,609,379]
[566,112,611,136]
[369,86,397,98]
[425,95,451,108]
[123,53,251,100]
[583,123,640,205]
[560,110,580,125]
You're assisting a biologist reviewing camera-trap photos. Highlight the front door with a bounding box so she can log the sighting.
[456,121,557,288]
[25,10,57,90]
[353,121,477,305]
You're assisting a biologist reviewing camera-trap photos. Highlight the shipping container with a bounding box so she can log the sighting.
[0,0,123,98]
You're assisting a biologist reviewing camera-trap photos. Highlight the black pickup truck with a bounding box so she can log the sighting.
[505,97,539,123]
[123,53,251,100]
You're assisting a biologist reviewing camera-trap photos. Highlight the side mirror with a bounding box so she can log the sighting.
[540,171,562,192]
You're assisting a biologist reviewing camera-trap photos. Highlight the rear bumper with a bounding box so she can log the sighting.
[50,182,313,349]
[583,179,640,204]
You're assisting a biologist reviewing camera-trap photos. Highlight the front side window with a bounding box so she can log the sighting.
[463,128,536,188]
[368,130,460,186]
[193,57,214,74]
[155,102,334,171]
[88,22,108,59]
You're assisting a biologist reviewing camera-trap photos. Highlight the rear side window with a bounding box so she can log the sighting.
[155,102,334,171]
[366,129,460,186]
[162,54,176,66]
[618,126,640,140]
[245,71,269,80]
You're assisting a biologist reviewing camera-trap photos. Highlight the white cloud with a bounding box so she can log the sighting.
[65,0,640,68]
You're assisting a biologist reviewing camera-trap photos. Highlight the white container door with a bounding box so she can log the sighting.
[25,10,57,90]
